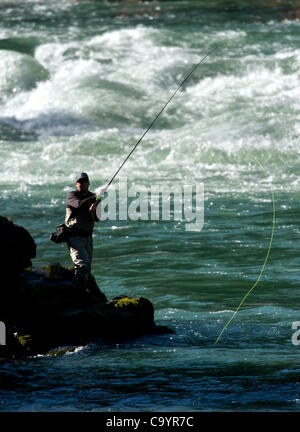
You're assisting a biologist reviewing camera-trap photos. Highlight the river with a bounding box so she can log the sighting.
[0,0,299,411]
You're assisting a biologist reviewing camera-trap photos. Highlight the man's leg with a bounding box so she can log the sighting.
[87,236,93,273]
[67,236,91,288]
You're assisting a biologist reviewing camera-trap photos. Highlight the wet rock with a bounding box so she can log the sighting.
[0,217,173,358]
[0,216,36,271]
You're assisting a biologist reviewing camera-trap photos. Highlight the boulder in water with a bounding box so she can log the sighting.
[0,217,173,358]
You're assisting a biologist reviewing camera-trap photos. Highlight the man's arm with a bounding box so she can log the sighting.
[88,187,106,219]
[66,191,96,209]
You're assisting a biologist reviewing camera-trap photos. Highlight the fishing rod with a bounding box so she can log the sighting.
[99,47,217,197]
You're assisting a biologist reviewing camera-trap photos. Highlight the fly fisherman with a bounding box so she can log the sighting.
[65,172,104,289]
[63,54,215,287]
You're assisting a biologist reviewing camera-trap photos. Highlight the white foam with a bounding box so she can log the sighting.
[1,24,299,194]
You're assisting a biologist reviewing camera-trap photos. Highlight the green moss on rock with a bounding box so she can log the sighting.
[111,296,140,308]
[13,333,32,350]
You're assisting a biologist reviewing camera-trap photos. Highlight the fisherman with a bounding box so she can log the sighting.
[65,172,102,289]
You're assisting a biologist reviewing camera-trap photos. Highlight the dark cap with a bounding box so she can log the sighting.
[75,172,89,182]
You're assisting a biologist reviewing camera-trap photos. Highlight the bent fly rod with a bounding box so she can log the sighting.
[102,47,217,193]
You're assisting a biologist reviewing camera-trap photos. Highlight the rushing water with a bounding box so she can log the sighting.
[0,0,300,412]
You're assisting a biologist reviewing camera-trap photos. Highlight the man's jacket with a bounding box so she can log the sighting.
[65,190,97,236]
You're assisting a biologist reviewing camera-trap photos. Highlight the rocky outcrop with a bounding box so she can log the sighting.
[0,217,173,358]
[0,216,36,271]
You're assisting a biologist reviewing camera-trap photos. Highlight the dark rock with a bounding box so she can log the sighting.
[0,217,173,358]
[0,216,36,271]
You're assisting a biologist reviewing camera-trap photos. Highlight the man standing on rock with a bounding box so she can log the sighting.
[65,172,103,289]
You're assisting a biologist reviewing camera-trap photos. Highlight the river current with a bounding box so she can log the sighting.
[0,0,300,411]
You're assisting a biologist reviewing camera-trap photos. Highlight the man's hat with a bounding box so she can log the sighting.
[75,172,89,182]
